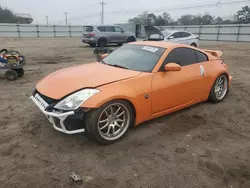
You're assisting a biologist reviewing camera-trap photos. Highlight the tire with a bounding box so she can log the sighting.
[0,49,8,53]
[97,38,108,47]
[127,36,136,43]
[5,70,18,81]
[89,43,96,47]
[14,68,24,77]
[117,42,123,46]
[85,100,133,144]
[191,43,197,47]
[208,74,229,103]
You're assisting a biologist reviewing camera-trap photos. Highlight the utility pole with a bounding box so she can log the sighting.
[46,16,48,25]
[99,1,106,24]
[64,12,68,25]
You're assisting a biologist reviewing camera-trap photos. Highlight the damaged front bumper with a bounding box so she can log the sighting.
[30,93,85,134]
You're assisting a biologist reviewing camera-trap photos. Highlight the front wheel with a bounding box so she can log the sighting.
[208,74,229,103]
[191,43,197,47]
[85,100,133,144]
[5,70,18,81]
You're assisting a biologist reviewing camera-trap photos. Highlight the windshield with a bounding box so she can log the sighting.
[102,44,166,72]
[161,31,171,37]
[148,34,164,40]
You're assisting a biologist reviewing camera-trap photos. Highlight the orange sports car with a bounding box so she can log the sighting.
[30,41,232,144]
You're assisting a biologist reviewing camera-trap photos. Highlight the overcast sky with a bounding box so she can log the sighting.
[1,0,250,25]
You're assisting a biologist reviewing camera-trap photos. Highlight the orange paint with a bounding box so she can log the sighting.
[36,41,232,126]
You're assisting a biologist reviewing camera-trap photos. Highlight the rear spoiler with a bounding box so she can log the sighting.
[202,49,223,58]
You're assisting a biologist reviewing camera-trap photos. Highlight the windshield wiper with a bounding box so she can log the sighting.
[100,61,128,69]
[100,60,107,64]
[108,64,128,69]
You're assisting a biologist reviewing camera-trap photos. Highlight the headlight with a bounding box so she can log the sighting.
[54,89,100,110]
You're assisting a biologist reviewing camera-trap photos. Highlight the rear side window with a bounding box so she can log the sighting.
[105,26,115,32]
[97,26,105,32]
[83,26,93,32]
[180,32,191,38]
[171,32,181,38]
[162,47,197,68]
[197,51,208,62]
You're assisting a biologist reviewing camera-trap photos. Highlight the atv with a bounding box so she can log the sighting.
[0,49,26,81]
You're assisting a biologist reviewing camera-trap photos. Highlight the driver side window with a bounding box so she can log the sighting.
[160,47,197,71]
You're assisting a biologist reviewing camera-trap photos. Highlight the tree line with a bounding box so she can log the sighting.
[128,6,250,25]
[0,6,33,24]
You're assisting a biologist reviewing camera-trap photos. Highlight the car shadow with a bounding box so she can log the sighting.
[26,100,220,153]
[80,44,120,49]
[132,102,208,133]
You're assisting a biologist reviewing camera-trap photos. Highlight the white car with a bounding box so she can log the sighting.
[145,28,199,47]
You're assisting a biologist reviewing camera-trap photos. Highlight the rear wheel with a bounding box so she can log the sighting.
[89,43,96,47]
[127,36,136,43]
[85,100,133,144]
[97,38,108,47]
[208,74,229,103]
[14,68,24,77]
[5,70,18,81]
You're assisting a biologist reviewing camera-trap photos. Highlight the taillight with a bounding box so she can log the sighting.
[89,33,95,37]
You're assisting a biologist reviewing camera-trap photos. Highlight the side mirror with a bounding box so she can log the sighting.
[168,36,174,39]
[96,53,109,62]
[164,63,181,71]
[100,53,109,59]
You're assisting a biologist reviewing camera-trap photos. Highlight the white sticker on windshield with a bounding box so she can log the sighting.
[142,46,158,52]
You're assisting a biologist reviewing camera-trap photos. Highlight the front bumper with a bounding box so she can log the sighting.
[30,93,85,134]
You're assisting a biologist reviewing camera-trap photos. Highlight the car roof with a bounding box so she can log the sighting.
[83,24,118,27]
[163,29,191,33]
[130,41,192,49]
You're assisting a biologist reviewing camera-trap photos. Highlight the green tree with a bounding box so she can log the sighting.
[155,15,165,26]
[128,12,172,26]
[237,6,250,23]
[162,12,172,24]
[201,14,214,25]
[178,14,194,25]
[215,17,223,24]
[0,6,33,23]
[0,6,18,23]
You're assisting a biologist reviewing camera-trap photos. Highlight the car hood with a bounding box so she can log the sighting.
[144,25,164,37]
[36,62,141,99]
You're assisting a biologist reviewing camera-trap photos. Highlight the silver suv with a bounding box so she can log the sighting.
[82,25,136,47]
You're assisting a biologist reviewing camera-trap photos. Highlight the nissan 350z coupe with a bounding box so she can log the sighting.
[30,41,232,144]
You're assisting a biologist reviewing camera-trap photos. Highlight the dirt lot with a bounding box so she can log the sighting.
[0,38,250,188]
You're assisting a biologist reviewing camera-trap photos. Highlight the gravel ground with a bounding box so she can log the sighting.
[0,38,250,188]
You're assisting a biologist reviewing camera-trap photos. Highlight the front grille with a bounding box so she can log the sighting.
[33,89,59,105]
